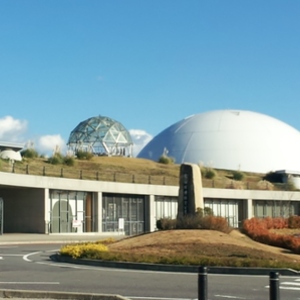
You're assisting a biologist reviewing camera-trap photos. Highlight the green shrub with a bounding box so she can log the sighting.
[64,156,75,166]
[156,218,177,230]
[21,148,39,159]
[197,207,214,217]
[232,170,244,181]
[176,215,202,229]
[157,213,231,233]
[158,155,174,164]
[205,169,216,179]
[200,215,232,233]
[48,153,64,165]
[177,214,231,233]
[200,167,216,179]
[76,150,94,160]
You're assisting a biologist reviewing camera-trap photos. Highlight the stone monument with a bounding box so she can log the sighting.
[177,163,204,218]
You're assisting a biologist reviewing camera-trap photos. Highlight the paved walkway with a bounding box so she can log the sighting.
[0,232,125,245]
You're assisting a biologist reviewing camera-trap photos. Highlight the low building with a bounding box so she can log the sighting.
[0,170,299,235]
[0,141,24,162]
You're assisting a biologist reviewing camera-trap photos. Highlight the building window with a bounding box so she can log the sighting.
[102,193,145,235]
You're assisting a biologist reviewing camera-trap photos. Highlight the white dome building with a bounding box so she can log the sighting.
[138,110,300,174]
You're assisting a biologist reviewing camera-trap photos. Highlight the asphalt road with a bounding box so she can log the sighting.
[0,243,299,300]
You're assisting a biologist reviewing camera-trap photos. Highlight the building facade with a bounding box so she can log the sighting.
[0,171,299,235]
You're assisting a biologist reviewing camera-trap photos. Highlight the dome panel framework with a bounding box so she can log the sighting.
[67,116,133,157]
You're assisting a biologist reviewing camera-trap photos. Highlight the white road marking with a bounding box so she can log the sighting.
[23,251,41,262]
[266,281,300,291]
[280,286,300,291]
[282,282,300,286]
[23,249,61,263]
[214,296,245,299]
[128,297,192,300]
[0,282,59,285]
[0,254,23,256]
[128,297,245,300]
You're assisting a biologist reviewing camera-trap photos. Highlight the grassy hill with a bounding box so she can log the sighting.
[60,229,300,269]
[0,155,289,190]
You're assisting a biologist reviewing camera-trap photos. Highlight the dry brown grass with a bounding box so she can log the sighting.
[1,156,180,185]
[0,156,272,189]
[107,229,300,267]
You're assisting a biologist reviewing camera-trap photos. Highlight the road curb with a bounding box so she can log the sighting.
[51,254,300,276]
[0,289,129,300]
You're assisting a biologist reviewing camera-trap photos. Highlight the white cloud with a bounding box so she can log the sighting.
[0,116,67,156]
[36,135,67,156]
[129,129,153,157]
[0,116,27,141]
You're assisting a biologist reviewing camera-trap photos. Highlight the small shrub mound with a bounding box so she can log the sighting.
[177,215,231,233]
[64,156,75,166]
[242,216,300,254]
[197,207,214,217]
[156,218,177,230]
[157,209,232,234]
[76,150,94,160]
[60,242,108,259]
[288,215,300,229]
[158,155,174,164]
[200,167,216,179]
[59,217,300,269]
[59,229,300,269]
[48,153,64,165]
[231,170,244,181]
[48,154,76,166]
[21,148,39,159]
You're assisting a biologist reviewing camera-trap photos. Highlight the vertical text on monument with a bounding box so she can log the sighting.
[178,163,204,218]
[182,165,194,215]
[183,172,189,215]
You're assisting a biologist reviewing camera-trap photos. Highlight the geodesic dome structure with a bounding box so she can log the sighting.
[67,116,133,157]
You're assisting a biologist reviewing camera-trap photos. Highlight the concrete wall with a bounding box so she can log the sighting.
[203,187,300,202]
[0,172,179,196]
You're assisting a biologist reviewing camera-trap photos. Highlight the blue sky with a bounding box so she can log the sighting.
[1,1,300,156]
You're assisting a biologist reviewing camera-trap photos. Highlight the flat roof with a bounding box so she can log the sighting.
[0,141,24,152]
[275,170,300,175]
